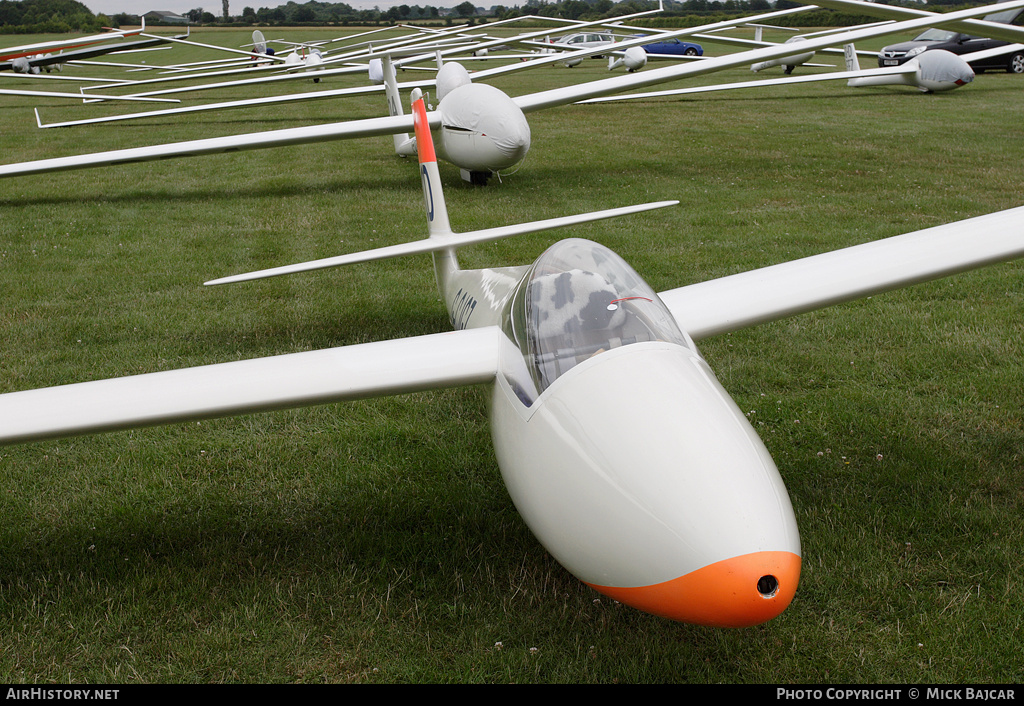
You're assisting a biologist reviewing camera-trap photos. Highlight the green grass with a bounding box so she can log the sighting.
[0,25,1022,683]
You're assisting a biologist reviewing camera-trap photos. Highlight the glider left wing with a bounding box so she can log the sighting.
[0,36,172,72]
[0,26,142,63]
[0,327,501,445]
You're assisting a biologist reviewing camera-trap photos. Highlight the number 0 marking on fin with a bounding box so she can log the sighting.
[421,164,434,222]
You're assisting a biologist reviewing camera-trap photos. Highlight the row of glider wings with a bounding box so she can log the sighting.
[8,0,1024,106]
[27,7,826,127]
[8,0,1024,167]
[1,11,630,106]
[6,1,1018,124]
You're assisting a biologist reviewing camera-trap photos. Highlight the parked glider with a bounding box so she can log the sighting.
[579,42,986,102]
[74,6,669,99]
[31,5,785,128]
[739,24,889,75]
[5,1,1023,186]
[2,98,1022,626]
[0,24,144,73]
[0,36,177,75]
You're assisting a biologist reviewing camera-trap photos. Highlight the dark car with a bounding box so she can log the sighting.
[640,37,703,57]
[877,7,1024,73]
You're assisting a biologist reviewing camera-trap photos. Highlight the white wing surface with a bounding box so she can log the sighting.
[661,207,1024,341]
[0,328,501,445]
[0,112,423,177]
[576,65,915,103]
[802,0,1024,45]
[0,88,179,103]
[205,200,678,285]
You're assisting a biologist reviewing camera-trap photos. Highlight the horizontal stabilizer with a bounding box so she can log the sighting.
[0,328,501,445]
[206,200,678,285]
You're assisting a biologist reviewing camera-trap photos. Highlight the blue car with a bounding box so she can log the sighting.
[640,38,703,57]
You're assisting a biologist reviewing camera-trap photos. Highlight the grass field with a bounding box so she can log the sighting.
[0,24,1022,683]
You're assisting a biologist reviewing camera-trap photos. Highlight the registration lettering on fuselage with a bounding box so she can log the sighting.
[450,288,478,330]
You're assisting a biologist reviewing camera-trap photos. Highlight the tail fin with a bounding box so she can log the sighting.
[844,43,860,73]
[383,55,416,157]
[412,97,452,237]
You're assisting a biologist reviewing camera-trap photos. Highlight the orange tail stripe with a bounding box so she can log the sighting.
[412,98,436,164]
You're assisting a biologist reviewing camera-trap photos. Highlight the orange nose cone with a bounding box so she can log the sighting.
[588,551,801,627]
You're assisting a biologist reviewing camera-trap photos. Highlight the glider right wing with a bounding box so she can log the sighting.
[660,207,1024,341]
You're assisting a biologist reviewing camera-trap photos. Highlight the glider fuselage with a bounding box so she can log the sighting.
[433,237,802,627]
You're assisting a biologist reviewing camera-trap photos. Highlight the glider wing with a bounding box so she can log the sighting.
[660,207,1024,341]
[802,0,1024,45]
[0,328,501,445]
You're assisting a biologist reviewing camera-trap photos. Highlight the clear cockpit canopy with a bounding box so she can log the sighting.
[502,239,689,404]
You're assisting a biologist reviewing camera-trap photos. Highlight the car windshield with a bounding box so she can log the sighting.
[914,29,958,42]
[502,239,688,402]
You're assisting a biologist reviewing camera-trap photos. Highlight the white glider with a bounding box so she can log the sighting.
[0,24,145,72]
[2,98,1022,627]
[578,41,992,102]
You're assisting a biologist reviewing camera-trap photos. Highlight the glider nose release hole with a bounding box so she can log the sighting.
[757,575,780,599]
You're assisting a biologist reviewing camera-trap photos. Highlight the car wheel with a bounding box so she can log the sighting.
[685,47,698,56]
[1009,52,1024,74]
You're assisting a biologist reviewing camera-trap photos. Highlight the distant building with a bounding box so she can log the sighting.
[143,10,189,24]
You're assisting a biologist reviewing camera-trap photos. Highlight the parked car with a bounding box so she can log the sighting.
[877,7,1024,73]
[639,37,703,57]
[556,32,616,56]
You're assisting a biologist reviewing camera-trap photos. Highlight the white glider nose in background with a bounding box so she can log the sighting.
[436,83,532,177]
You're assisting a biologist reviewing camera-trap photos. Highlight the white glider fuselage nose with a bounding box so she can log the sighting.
[436,83,532,174]
[490,341,802,626]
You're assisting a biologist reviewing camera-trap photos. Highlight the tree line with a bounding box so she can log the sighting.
[0,0,111,34]
[1,0,993,35]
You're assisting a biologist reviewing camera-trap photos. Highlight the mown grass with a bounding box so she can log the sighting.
[0,25,1022,683]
